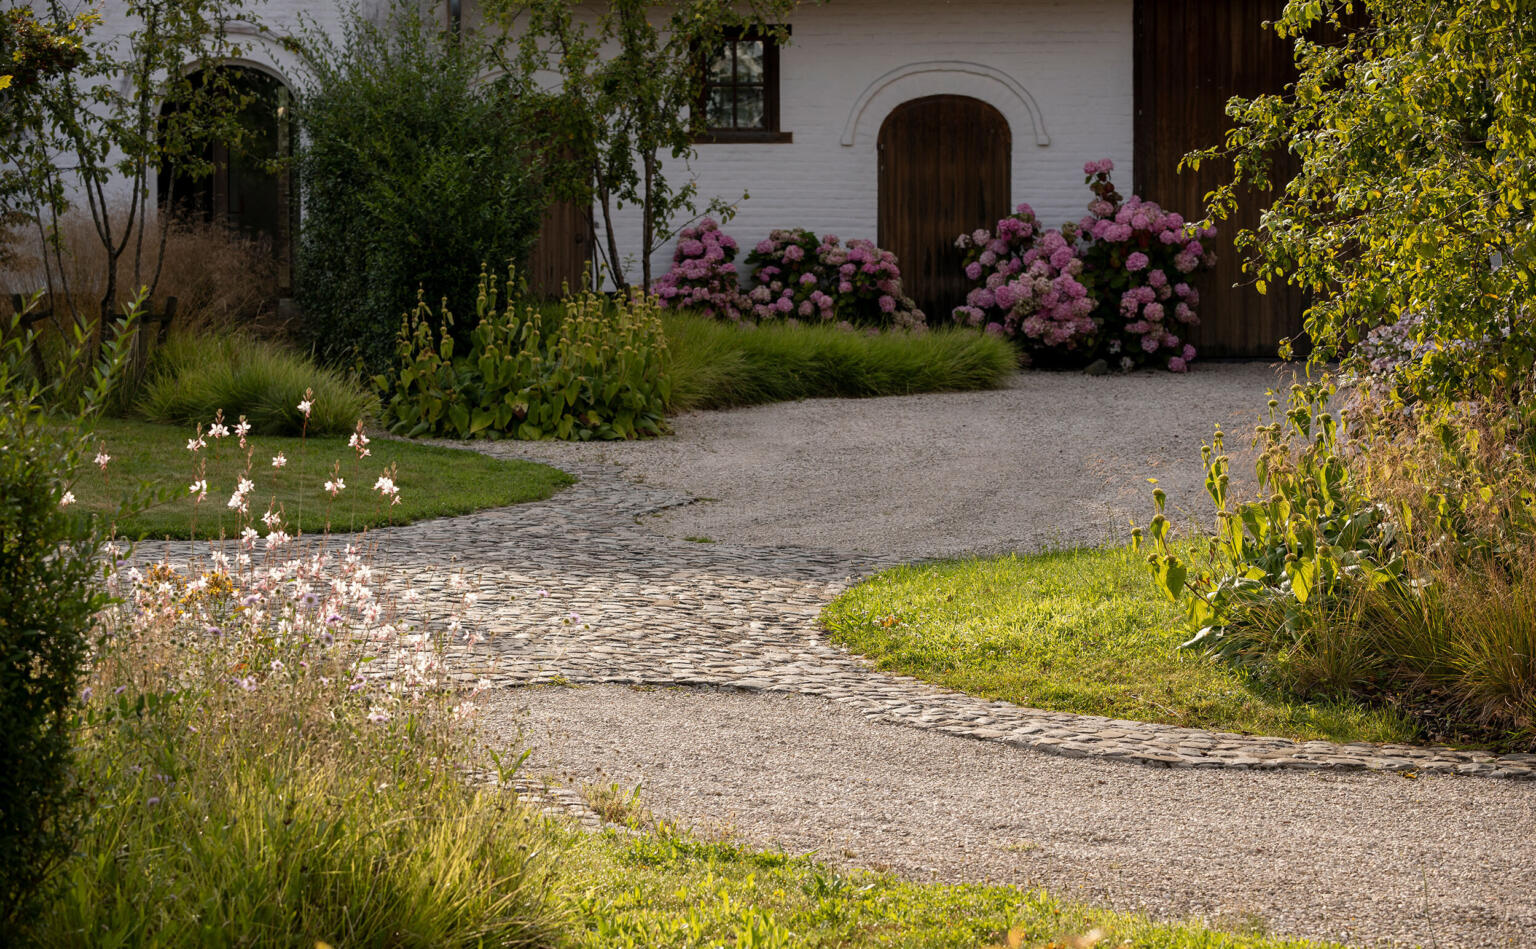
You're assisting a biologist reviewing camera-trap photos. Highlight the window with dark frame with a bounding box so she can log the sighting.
[695,26,790,143]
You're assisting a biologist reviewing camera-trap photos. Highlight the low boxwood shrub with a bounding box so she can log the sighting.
[377,270,669,440]
[954,159,1214,371]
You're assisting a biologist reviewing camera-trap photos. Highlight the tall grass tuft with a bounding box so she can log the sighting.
[37,685,563,947]
[2,208,279,333]
[138,333,373,435]
[662,313,1016,412]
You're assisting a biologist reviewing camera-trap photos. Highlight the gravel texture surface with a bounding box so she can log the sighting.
[493,685,1536,949]
[451,363,1535,947]
[495,361,1292,559]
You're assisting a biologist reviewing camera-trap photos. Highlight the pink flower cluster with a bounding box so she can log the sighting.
[651,218,747,321]
[1075,160,1215,372]
[950,159,1216,372]
[952,206,1095,349]
[743,228,925,329]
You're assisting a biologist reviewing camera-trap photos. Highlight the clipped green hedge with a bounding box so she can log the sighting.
[662,312,1016,411]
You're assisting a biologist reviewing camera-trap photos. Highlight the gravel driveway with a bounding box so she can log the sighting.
[498,361,1291,559]
[464,363,1536,948]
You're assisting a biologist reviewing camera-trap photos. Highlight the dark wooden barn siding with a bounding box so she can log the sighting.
[1133,0,1307,357]
[527,197,593,298]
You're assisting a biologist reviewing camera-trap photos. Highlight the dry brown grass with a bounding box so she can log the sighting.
[2,207,278,333]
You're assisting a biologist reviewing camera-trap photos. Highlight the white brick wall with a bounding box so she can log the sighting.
[601,0,1135,286]
[79,0,1134,289]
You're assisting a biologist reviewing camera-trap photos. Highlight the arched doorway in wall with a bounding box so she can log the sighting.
[157,66,294,297]
[877,95,1010,321]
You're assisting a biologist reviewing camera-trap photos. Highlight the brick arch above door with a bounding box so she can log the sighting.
[841,61,1050,148]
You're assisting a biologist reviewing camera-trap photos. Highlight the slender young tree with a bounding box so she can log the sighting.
[1,0,258,337]
[506,0,792,290]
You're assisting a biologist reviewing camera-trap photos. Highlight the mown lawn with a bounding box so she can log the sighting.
[73,417,571,540]
[821,546,1417,745]
[561,824,1335,948]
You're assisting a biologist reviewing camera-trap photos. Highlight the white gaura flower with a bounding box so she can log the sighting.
[271,453,287,469]
[59,491,76,507]
[188,479,208,500]
[94,450,110,470]
[324,477,345,497]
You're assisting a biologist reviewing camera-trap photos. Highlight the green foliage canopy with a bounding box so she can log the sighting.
[1194,0,1536,402]
[291,1,543,375]
[0,300,134,932]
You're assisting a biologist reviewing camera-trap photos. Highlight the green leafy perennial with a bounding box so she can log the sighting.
[377,270,670,441]
[1139,383,1406,665]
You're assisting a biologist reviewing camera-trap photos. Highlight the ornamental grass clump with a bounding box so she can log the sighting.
[377,268,670,440]
[743,229,925,329]
[953,159,1214,370]
[30,413,566,946]
[136,333,374,436]
[650,217,747,321]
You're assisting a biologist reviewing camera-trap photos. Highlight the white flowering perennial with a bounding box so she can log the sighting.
[88,411,484,724]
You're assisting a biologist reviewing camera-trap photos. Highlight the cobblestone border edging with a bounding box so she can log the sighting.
[132,457,1536,780]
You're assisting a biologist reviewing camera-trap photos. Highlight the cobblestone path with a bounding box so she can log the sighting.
[343,461,1535,781]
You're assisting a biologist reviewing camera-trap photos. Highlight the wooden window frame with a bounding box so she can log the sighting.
[693,25,792,145]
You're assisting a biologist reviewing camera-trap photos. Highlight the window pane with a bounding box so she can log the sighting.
[735,86,765,129]
[735,40,764,82]
[707,45,732,84]
[706,87,733,128]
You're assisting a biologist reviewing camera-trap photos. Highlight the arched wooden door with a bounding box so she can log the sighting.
[878,96,1011,321]
[158,67,294,296]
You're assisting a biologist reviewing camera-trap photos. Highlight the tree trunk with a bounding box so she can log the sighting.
[641,151,655,289]
[596,174,627,291]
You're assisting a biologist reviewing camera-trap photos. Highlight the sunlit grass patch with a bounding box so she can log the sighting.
[560,823,1338,948]
[73,417,571,540]
[821,546,1415,745]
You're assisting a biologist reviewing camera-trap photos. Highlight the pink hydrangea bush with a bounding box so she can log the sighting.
[952,206,1096,356]
[744,228,925,329]
[1075,160,1215,372]
[651,218,748,321]
[951,159,1216,371]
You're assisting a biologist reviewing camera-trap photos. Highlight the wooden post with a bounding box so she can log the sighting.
[156,296,178,344]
